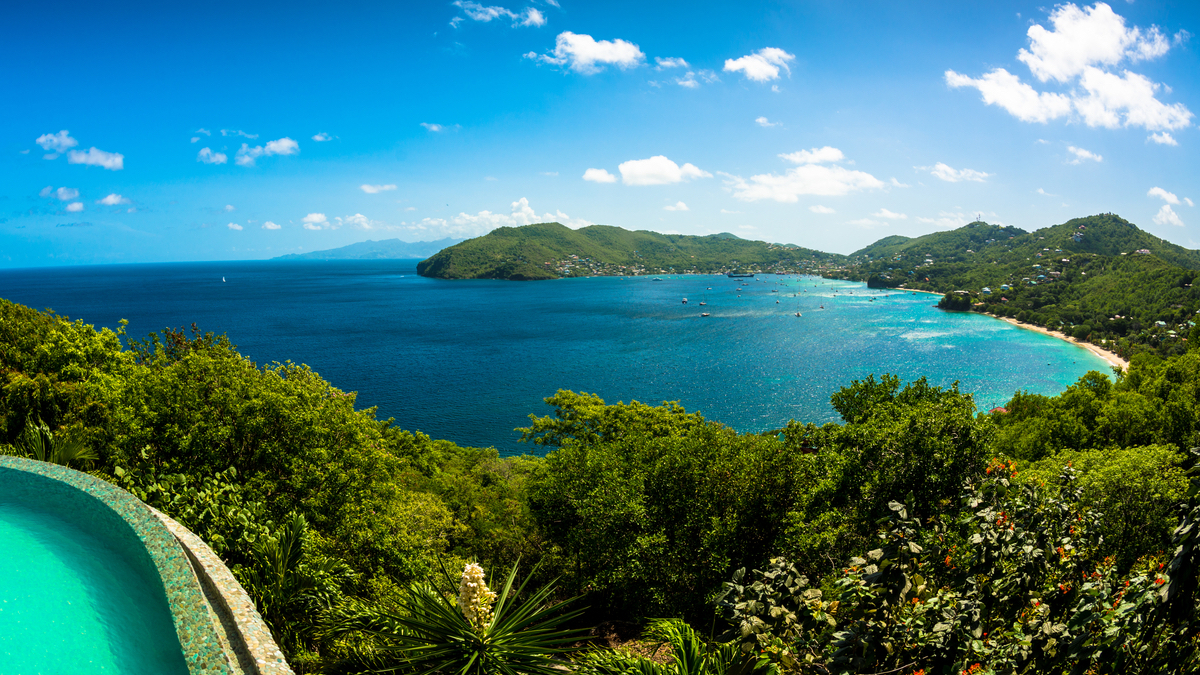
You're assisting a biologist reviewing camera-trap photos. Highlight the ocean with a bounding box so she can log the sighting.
[0,260,1112,454]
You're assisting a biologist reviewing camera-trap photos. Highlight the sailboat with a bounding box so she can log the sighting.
[222,277,226,282]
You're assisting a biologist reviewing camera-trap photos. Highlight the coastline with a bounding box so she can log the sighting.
[898,286,1128,372]
[995,316,1128,371]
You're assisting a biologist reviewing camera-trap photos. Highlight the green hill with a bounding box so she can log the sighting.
[416,222,846,280]
[842,214,1200,359]
[272,237,462,261]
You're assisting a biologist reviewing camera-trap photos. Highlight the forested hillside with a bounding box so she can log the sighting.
[844,214,1200,358]
[416,222,845,279]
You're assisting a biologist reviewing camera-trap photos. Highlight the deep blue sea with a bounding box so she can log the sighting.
[0,260,1112,454]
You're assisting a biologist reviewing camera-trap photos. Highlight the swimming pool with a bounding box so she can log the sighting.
[0,457,232,675]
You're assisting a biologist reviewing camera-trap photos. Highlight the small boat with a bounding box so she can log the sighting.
[776,300,780,303]
[682,298,687,304]
[795,312,802,317]
[700,312,710,317]
[699,301,706,306]
[653,277,662,281]
[222,277,226,282]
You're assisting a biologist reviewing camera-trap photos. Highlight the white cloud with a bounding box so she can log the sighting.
[1187,198,1195,207]
[618,156,712,186]
[1037,188,1058,196]
[66,202,84,212]
[1067,145,1102,163]
[235,138,299,167]
[520,8,545,26]
[197,148,227,164]
[676,72,699,88]
[264,137,299,155]
[541,171,558,176]
[890,178,910,188]
[361,184,398,194]
[928,162,990,183]
[336,214,386,230]
[663,201,689,211]
[526,32,645,74]
[720,209,740,214]
[723,149,884,203]
[809,205,835,214]
[1149,132,1178,145]
[224,204,236,212]
[779,146,844,164]
[262,221,281,230]
[1018,2,1169,83]
[917,211,980,229]
[723,47,795,82]
[583,168,618,183]
[1148,186,1180,204]
[403,198,591,239]
[221,129,258,139]
[948,3,1192,132]
[196,128,211,136]
[655,57,688,69]
[227,222,243,230]
[755,116,780,127]
[1073,67,1193,130]
[302,213,328,227]
[98,193,129,205]
[873,208,907,219]
[46,187,79,201]
[312,132,333,141]
[452,1,545,27]
[190,137,200,143]
[421,123,447,132]
[36,130,78,154]
[1154,204,1184,227]
[945,69,1073,123]
[67,147,124,170]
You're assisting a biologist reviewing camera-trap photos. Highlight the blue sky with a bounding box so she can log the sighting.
[2,0,1198,266]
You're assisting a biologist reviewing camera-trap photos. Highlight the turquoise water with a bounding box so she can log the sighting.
[0,500,189,675]
[0,261,1112,453]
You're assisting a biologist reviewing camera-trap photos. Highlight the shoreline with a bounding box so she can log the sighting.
[995,316,1128,371]
[896,286,1128,372]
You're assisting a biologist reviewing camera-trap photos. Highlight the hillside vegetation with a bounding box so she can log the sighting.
[416,222,845,280]
[842,214,1200,359]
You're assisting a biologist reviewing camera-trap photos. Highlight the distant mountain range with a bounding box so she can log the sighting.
[272,237,463,261]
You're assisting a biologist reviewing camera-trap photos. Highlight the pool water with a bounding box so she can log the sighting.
[0,499,190,675]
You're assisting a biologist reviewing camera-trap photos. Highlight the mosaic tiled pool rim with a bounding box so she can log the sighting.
[0,456,234,675]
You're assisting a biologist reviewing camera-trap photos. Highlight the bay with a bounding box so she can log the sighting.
[0,260,1111,454]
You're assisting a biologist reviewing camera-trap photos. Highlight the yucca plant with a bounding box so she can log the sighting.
[575,619,777,675]
[327,560,587,675]
[13,417,98,469]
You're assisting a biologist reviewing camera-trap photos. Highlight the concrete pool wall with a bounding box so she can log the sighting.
[0,456,292,675]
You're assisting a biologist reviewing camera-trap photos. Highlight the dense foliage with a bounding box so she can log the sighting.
[417,222,845,280]
[842,214,1200,358]
[7,292,1200,673]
